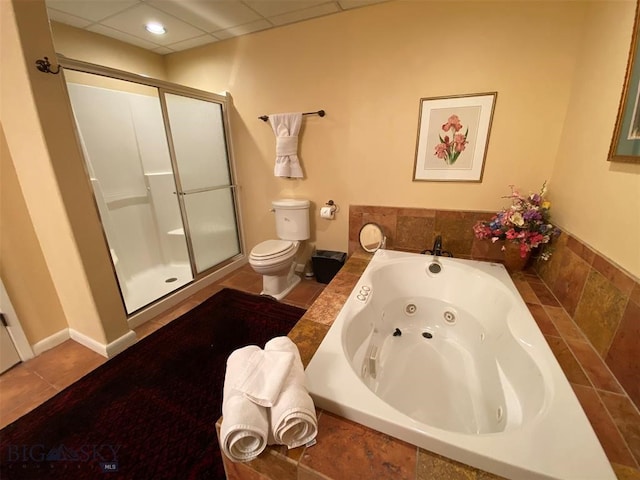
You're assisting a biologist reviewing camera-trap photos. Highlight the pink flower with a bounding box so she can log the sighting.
[453,133,467,152]
[441,115,463,132]
[506,229,519,239]
[434,143,448,159]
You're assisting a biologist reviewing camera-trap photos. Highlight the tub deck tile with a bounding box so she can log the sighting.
[529,281,561,307]
[526,303,560,336]
[299,411,417,480]
[544,305,586,341]
[417,449,507,480]
[564,337,625,394]
[613,462,640,480]
[287,318,330,368]
[544,335,591,386]
[572,384,638,468]
[598,391,640,468]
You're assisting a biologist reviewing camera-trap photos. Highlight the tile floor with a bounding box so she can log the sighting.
[0,265,325,430]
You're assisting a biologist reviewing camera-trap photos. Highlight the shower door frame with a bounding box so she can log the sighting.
[59,56,246,316]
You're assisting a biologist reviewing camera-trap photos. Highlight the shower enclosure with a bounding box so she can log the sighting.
[62,62,242,314]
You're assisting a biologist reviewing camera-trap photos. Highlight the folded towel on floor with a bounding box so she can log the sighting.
[265,337,318,449]
[235,349,295,407]
[220,346,269,462]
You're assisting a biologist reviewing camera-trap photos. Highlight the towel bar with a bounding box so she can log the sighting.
[259,110,325,122]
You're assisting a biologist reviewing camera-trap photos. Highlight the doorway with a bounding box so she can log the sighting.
[63,64,242,314]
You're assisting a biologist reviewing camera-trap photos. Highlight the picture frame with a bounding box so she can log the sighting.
[413,92,497,182]
[608,1,640,163]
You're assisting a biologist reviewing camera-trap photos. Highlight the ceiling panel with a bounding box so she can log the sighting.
[242,0,329,17]
[45,0,390,55]
[269,2,340,27]
[165,33,221,51]
[87,23,165,49]
[99,4,208,45]
[147,0,262,32]
[46,0,139,22]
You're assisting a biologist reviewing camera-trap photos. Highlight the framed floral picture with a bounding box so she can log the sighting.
[608,2,640,163]
[413,92,497,182]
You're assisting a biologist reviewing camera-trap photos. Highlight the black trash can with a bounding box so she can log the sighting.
[311,250,347,284]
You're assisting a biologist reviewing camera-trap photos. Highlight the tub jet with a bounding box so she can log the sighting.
[422,331,433,339]
[444,311,456,324]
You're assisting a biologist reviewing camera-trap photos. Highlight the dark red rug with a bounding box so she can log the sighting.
[0,288,305,480]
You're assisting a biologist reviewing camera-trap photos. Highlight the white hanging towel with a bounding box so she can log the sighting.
[234,348,295,407]
[220,346,269,462]
[269,113,303,178]
[264,336,318,449]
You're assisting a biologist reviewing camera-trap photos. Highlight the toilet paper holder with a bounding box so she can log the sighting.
[321,200,338,219]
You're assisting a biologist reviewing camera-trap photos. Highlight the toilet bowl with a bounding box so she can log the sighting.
[249,240,299,275]
[249,199,310,300]
[249,240,300,299]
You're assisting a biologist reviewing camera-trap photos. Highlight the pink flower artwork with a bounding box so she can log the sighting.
[434,114,469,165]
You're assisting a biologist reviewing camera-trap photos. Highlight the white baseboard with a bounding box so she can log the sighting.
[69,329,137,358]
[32,328,137,359]
[32,329,70,356]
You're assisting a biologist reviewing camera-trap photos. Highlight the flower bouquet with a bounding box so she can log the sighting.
[473,182,560,260]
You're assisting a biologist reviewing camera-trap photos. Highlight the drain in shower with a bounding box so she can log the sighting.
[165,277,178,283]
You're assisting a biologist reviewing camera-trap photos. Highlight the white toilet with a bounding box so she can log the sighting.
[249,198,310,300]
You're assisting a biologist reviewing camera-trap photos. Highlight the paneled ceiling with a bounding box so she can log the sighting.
[45,0,388,55]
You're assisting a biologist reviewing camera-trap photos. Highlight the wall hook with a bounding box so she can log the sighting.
[35,57,61,75]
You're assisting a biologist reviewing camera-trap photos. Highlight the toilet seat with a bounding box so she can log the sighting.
[250,240,297,262]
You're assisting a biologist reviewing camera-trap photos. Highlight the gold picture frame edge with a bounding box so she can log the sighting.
[608,0,640,164]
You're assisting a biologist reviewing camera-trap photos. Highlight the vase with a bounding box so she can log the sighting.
[503,241,531,273]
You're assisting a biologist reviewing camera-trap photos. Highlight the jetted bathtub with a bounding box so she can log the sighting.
[305,249,615,480]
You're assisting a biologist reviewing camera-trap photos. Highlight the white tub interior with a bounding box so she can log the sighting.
[305,249,615,480]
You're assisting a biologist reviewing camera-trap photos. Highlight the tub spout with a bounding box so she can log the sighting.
[420,235,453,257]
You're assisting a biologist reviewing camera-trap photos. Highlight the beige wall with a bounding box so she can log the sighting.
[51,22,167,80]
[1,0,130,346]
[164,1,582,256]
[0,125,68,342]
[164,0,639,278]
[551,1,640,277]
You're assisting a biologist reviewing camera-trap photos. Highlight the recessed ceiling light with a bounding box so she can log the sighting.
[145,22,166,35]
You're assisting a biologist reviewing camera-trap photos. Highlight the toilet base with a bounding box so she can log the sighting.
[261,268,301,301]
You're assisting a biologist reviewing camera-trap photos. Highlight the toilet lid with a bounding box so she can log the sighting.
[250,239,296,259]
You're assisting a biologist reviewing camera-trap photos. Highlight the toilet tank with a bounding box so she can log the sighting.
[272,199,310,241]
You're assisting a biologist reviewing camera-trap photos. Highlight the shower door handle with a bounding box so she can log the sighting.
[174,184,237,196]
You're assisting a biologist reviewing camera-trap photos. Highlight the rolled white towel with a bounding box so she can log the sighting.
[220,346,269,462]
[235,349,294,407]
[265,337,318,449]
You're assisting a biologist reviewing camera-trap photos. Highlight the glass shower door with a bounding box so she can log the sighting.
[65,72,194,314]
[162,92,241,274]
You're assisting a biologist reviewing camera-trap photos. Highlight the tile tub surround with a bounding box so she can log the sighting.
[219,251,640,480]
